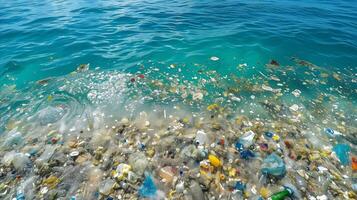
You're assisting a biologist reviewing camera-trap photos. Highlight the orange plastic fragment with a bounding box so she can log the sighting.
[352,156,357,171]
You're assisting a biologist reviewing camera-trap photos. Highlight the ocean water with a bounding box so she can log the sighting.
[0,0,357,199]
[1,0,357,85]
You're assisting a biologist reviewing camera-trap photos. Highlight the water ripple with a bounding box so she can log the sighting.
[0,0,356,86]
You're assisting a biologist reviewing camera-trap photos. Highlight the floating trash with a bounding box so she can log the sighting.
[139,175,157,198]
[261,153,286,177]
[324,128,343,137]
[333,143,351,165]
[210,56,219,61]
[292,89,301,97]
[268,186,294,200]
[0,59,355,199]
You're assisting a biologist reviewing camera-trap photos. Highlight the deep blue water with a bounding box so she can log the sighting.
[1,0,357,86]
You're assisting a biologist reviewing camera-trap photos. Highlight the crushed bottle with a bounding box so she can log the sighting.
[261,153,286,177]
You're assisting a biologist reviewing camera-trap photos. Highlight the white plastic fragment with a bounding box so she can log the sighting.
[292,89,301,97]
[317,166,328,172]
[70,151,80,157]
[289,104,299,112]
[40,187,48,194]
[240,130,256,147]
[210,56,219,61]
[196,130,208,145]
[238,63,247,68]
[316,195,328,200]
[262,84,274,91]
[192,92,203,101]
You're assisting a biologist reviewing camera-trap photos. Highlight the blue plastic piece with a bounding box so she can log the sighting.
[324,128,334,136]
[234,181,246,191]
[28,149,38,156]
[16,193,25,200]
[240,149,255,160]
[282,185,294,195]
[324,128,342,138]
[139,175,157,198]
[261,153,286,177]
[265,131,274,138]
[106,197,114,200]
[138,143,146,150]
[235,141,244,152]
[333,144,351,165]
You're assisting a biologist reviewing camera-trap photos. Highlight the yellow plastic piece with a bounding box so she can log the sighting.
[116,164,132,181]
[42,175,60,189]
[228,168,236,177]
[169,190,176,199]
[260,187,270,198]
[182,117,190,124]
[272,134,280,141]
[208,154,221,167]
[207,104,219,111]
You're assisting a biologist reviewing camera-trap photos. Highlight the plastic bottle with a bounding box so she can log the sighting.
[267,187,293,200]
[189,180,204,200]
[12,153,31,171]
[324,128,342,137]
[99,179,115,195]
[16,176,36,199]
[195,130,208,145]
[35,145,58,165]
[3,131,23,148]
[239,130,255,148]
[261,153,286,177]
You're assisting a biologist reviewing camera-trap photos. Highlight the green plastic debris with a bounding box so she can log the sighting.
[268,187,293,200]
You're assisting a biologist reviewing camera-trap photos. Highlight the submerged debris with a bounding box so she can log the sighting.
[0,59,356,199]
[76,63,90,73]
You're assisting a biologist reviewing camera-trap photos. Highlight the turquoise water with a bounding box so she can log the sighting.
[1,0,357,86]
[0,1,357,199]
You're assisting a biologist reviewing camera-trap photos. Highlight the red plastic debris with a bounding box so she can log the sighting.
[284,140,293,149]
[51,138,58,144]
[219,139,225,146]
[259,143,269,151]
